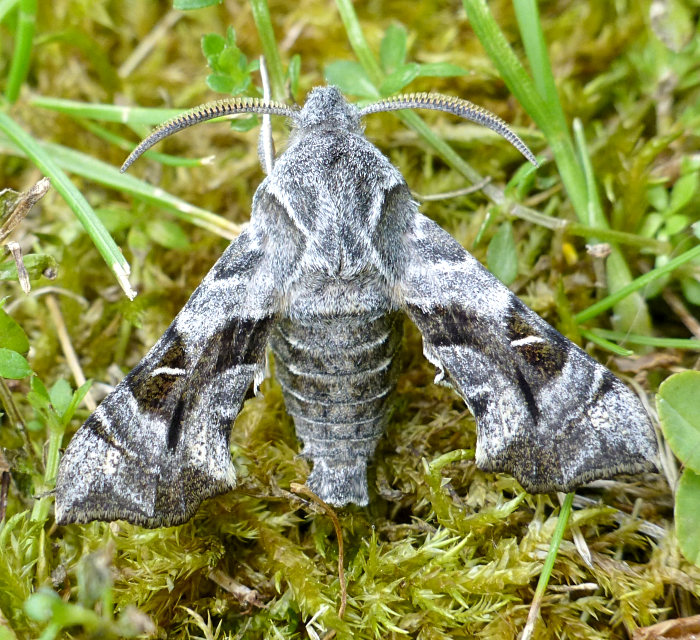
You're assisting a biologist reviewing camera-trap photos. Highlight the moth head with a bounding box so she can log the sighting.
[295,86,362,133]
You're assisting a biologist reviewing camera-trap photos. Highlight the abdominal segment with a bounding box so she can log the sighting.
[269,312,403,505]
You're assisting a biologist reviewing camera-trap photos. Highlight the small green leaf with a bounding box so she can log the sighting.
[663,213,689,236]
[657,370,700,473]
[228,75,252,96]
[24,587,62,622]
[486,221,518,285]
[201,33,225,59]
[217,46,244,75]
[647,185,668,212]
[95,207,136,234]
[638,212,664,238]
[31,375,51,403]
[145,219,190,250]
[206,73,235,94]
[379,63,420,96]
[173,0,221,9]
[416,62,469,77]
[380,24,407,74]
[324,61,379,99]
[62,379,94,426]
[0,307,29,353]
[49,379,73,418]
[228,114,259,132]
[676,468,700,566]
[668,171,698,213]
[681,277,700,306]
[27,375,53,419]
[202,26,255,96]
[0,348,32,379]
[0,253,59,283]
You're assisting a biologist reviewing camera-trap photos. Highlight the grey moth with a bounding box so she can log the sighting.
[54,86,657,527]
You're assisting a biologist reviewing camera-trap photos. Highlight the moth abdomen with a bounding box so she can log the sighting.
[269,313,403,506]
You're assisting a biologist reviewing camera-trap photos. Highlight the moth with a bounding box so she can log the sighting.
[55,86,657,527]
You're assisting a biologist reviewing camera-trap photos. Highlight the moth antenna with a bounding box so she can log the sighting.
[121,98,297,172]
[360,93,538,167]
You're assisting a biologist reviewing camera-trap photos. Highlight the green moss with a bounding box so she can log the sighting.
[1,0,699,638]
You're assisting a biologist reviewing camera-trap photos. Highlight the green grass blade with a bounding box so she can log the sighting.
[575,243,700,323]
[0,111,135,298]
[4,0,36,103]
[461,0,587,221]
[586,329,700,351]
[44,143,241,239]
[25,97,240,236]
[573,118,652,334]
[77,119,205,168]
[248,0,286,100]
[29,96,183,125]
[1,132,241,239]
[460,0,553,131]
[578,330,634,356]
[522,492,574,640]
[461,0,613,236]
[334,0,383,83]
[567,224,669,253]
[31,97,232,168]
[572,119,606,232]
[0,0,20,22]
[512,0,568,134]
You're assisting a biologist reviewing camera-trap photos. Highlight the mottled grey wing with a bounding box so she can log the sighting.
[55,228,277,527]
[398,213,657,493]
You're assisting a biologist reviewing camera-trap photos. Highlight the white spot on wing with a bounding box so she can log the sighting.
[94,405,110,429]
[510,336,545,348]
[150,367,186,377]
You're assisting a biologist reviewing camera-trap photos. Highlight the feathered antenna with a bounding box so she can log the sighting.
[360,93,538,167]
[120,98,297,172]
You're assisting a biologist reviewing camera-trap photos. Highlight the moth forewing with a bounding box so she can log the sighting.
[55,229,278,527]
[399,215,657,491]
[55,86,656,529]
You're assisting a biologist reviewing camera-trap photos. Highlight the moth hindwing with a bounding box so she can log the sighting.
[55,86,657,527]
